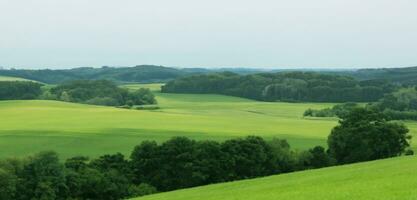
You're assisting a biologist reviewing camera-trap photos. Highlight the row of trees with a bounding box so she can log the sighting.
[369,87,417,120]
[304,103,360,118]
[0,81,42,100]
[162,72,395,102]
[0,136,331,200]
[0,80,157,107]
[306,87,417,121]
[44,80,156,106]
[0,152,157,200]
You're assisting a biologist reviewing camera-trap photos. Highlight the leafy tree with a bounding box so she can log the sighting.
[0,168,17,200]
[157,137,198,190]
[221,136,273,180]
[308,146,331,168]
[162,72,391,102]
[89,153,131,176]
[0,81,42,100]
[193,141,228,184]
[304,103,359,118]
[128,183,158,197]
[49,80,156,106]
[130,141,161,186]
[267,138,296,173]
[328,108,411,164]
[16,151,67,200]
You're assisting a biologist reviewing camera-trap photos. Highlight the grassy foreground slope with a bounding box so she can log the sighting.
[133,155,417,200]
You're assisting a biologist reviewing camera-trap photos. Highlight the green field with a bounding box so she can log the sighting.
[132,155,417,200]
[0,84,416,158]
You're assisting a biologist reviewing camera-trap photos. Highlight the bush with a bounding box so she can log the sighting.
[328,108,411,164]
[128,183,158,197]
[405,149,414,156]
[304,103,359,118]
[86,97,120,106]
[49,80,157,106]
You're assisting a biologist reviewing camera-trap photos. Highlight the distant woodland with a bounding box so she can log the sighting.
[2,65,417,84]
[162,72,395,102]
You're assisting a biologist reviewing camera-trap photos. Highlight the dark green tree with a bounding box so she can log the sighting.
[16,151,67,200]
[328,108,411,164]
[308,146,330,168]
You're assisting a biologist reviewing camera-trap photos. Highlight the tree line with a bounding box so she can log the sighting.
[304,103,359,118]
[161,72,395,102]
[305,87,417,121]
[0,81,43,100]
[0,108,412,200]
[0,80,157,107]
[45,80,156,106]
[0,65,187,84]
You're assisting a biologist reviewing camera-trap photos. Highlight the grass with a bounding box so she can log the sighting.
[132,155,417,200]
[0,83,416,159]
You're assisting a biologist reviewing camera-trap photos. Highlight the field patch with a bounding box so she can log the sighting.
[0,75,38,82]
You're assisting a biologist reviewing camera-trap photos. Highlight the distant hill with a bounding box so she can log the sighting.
[336,66,417,85]
[132,155,417,200]
[0,65,191,84]
[0,65,271,84]
[2,65,417,85]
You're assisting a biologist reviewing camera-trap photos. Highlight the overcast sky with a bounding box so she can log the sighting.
[1,0,416,69]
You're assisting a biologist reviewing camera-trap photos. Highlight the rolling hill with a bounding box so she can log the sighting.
[132,155,417,200]
[0,66,267,84]
[0,65,187,84]
[1,84,416,159]
[0,84,339,159]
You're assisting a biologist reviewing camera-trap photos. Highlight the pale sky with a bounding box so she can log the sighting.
[1,0,417,69]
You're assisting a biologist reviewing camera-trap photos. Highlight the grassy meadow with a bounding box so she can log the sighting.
[132,155,417,200]
[0,83,416,158]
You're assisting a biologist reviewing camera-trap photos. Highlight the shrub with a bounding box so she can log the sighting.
[328,108,411,164]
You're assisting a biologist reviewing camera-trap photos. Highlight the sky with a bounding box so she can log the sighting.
[1,0,417,69]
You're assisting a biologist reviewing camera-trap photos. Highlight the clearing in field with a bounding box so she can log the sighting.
[0,75,36,82]
[0,84,416,158]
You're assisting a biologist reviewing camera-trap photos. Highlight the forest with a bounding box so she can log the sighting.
[0,81,43,100]
[305,87,417,121]
[0,80,156,107]
[162,72,395,102]
[0,66,188,84]
[3,65,417,85]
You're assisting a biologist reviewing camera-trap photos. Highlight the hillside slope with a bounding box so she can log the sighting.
[0,95,335,158]
[133,155,417,200]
